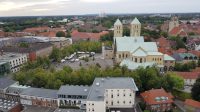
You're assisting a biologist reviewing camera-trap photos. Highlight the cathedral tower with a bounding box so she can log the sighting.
[130,18,141,37]
[169,14,179,32]
[114,19,123,37]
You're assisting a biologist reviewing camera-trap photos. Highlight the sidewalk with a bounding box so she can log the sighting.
[174,99,186,112]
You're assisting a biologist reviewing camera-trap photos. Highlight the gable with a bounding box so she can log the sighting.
[169,27,182,35]
[131,47,147,57]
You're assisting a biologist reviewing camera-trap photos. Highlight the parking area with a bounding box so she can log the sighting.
[51,53,114,71]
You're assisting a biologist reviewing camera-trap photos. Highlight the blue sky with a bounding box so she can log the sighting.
[0,0,199,17]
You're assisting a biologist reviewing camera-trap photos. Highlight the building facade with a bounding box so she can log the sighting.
[20,88,58,108]
[0,62,11,77]
[169,15,179,32]
[0,54,27,74]
[172,52,199,64]
[114,19,123,37]
[140,89,174,112]
[86,77,138,112]
[184,99,200,112]
[176,72,200,85]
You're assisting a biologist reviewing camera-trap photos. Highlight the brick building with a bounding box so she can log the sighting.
[184,99,200,112]
[0,31,5,38]
[140,89,174,112]
[0,42,53,62]
[20,88,58,108]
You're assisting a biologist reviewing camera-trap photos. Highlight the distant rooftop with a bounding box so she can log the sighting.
[0,98,20,112]
[87,77,138,101]
[0,54,26,61]
[0,78,18,89]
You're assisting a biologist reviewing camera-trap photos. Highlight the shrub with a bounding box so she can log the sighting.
[139,102,146,111]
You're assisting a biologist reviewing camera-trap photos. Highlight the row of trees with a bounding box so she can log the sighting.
[49,41,102,59]
[56,31,71,38]
[13,60,185,93]
[173,61,199,72]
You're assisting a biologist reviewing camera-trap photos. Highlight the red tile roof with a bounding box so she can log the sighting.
[161,24,169,27]
[71,32,90,38]
[72,30,78,33]
[190,67,200,72]
[176,72,199,79]
[185,99,200,108]
[89,33,101,38]
[158,48,172,56]
[37,32,51,37]
[140,89,174,105]
[155,37,171,47]
[48,33,56,37]
[99,31,109,35]
[179,31,187,36]
[188,50,200,57]
[24,27,48,32]
[176,48,187,53]
[169,27,182,35]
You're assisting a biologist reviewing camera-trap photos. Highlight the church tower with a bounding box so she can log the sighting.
[169,14,179,32]
[114,19,123,37]
[130,18,141,37]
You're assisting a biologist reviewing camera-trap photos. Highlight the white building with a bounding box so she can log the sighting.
[176,72,199,85]
[0,54,27,74]
[98,12,107,18]
[86,77,138,112]
[194,41,200,52]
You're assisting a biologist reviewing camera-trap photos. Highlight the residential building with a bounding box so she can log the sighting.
[169,27,188,37]
[190,67,200,72]
[194,40,200,52]
[20,88,58,108]
[122,19,133,25]
[0,54,27,74]
[176,72,199,85]
[57,85,91,108]
[67,21,84,26]
[188,50,200,57]
[140,89,174,112]
[36,32,56,37]
[161,24,169,32]
[0,62,11,77]
[0,78,19,99]
[184,99,200,112]
[0,42,53,62]
[86,77,138,112]
[0,31,5,38]
[110,19,175,71]
[86,21,98,25]
[172,52,199,64]
[163,54,175,71]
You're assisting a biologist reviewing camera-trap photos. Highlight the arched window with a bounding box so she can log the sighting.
[144,58,146,62]
[152,58,154,61]
[155,58,156,61]
[123,53,124,58]
[135,58,137,63]
[126,54,128,58]
[157,58,159,61]
[119,54,121,59]
[140,58,142,63]
[160,58,161,61]
[132,57,133,61]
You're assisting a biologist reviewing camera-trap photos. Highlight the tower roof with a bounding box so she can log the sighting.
[131,18,141,24]
[114,19,122,25]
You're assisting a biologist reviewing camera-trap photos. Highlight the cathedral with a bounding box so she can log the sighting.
[104,18,175,71]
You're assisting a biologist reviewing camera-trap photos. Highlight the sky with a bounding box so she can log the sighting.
[0,0,199,17]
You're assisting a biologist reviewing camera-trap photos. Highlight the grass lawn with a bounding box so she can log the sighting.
[177,92,192,100]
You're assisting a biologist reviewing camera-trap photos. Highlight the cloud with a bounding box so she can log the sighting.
[0,0,70,11]
[81,0,117,2]
[31,9,52,11]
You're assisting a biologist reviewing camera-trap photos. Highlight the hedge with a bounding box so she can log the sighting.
[59,106,80,109]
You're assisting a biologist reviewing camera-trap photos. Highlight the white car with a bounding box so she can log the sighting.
[75,59,79,62]
[65,57,68,59]
[91,52,95,55]
[61,59,65,62]
[77,51,82,54]
[71,59,75,62]
[81,52,85,54]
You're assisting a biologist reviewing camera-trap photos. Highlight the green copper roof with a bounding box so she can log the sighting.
[114,19,122,25]
[164,54,175,61]
[131,18,141,24]
[9,85,30,89]
[132,49,147,57]
[179,53,198,58]
[120,59,155,70]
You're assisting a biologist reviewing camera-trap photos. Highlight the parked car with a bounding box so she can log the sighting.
[71,59,75,62]
[91,52,95,55]
[86,51,89,54]
[65,57,68,60]
[61,59,65,63]
[75,59,79,62]
[77,51,82,54]
[81,52,85,54]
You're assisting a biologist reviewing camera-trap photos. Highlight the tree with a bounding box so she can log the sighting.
[18,42,29,48]
[161,73,175,92]
[156,24,161,30]
[54,79,64,90]
[63,65,73,74]
[173,47,177,50]
[183,37,187,43]
[49,66,56,73]
[160,31,168,38]
[170,72,184,91]
[138,102,146,111]
[198,60,200,67]
[77,28,83,32]
[196,78,200,83]
[123,27,130,36]
[191,82,200,102]
[79,62,82,67]
[66,31,71,38]
[141,33,150,38]
[14,71,27,85]
[84,57,89,63]
[49,47,60,59]
[57,58,61,63]
[96,63,101,68]
[3,26,11,32]
[189,32,195,36]
[56,31,65,37]
[102,21,112,28]
[55,22,60,27]
[44,29,47,32]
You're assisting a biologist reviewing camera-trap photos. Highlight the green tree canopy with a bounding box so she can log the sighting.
[18,42,29,48]
[191,82,200,102]
[102,21,112,28]
[66,31,71,38]
[123,27,130,36]
[160,31,168,38]
[189,32,195,36]
[56,31,65,37]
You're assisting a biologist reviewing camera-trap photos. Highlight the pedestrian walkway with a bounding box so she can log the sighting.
[174,99,186,112]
